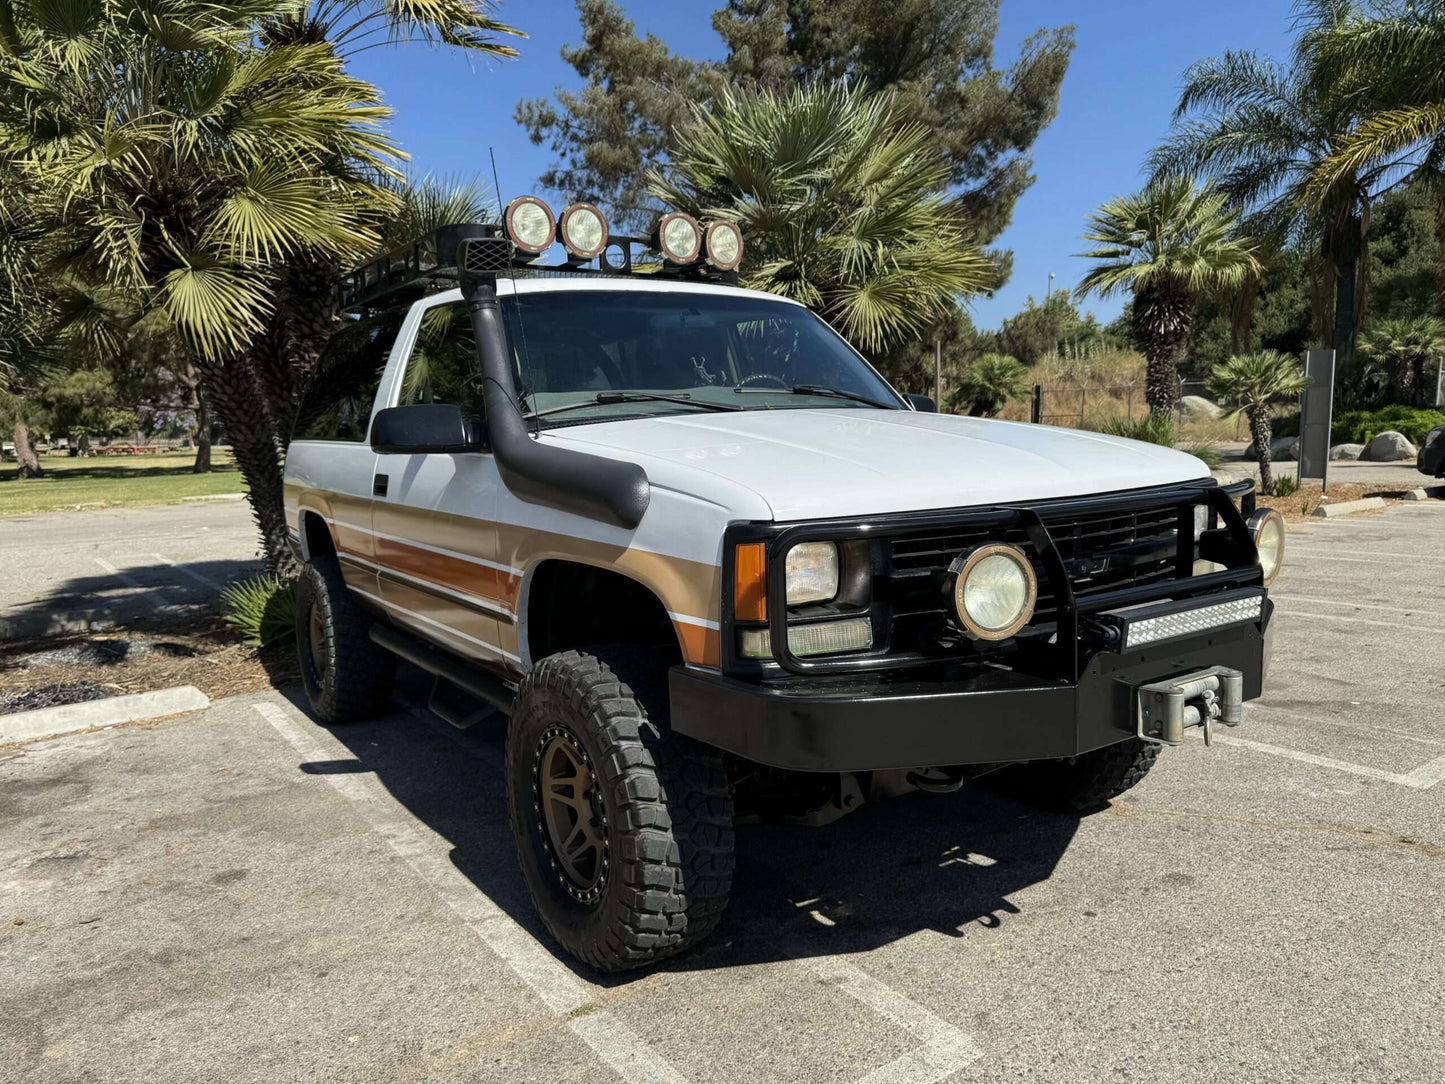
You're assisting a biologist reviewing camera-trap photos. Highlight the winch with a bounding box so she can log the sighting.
[1135,666,1244,746]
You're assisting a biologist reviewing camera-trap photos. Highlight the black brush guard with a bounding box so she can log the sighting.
[670,479,1271,772]
[722,479,1263,680]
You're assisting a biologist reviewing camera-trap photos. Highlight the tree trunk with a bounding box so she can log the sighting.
[13,420,42,478]
[198,355,297,577]
[192,379,212,474]
[1143,331,1188,417]
[1327,209,1364,379]
[1248,405,1273,494]
[1230,272,1259,356]
[78,432,90,457]
[245,255,340,432]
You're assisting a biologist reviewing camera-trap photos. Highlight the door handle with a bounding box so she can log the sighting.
[373,473,389,497]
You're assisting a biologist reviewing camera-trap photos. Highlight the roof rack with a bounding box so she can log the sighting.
[338,222,740,313]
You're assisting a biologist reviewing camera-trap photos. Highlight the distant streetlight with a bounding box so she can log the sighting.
[1047,271,1055,300]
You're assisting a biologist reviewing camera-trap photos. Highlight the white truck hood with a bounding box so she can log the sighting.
[546,409,1213,521]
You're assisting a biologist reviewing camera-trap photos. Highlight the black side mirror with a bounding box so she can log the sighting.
[370,404,484,454]
[904,393,938,413]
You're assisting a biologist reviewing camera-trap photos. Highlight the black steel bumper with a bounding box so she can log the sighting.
[669,617,1272,773]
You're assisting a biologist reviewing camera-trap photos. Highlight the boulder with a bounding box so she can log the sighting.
[1329,443,1365,461]
[1178,395,1225,421]
[1269,437,1300,462]
[1361,430,1418,462]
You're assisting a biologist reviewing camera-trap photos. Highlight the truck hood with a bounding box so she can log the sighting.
[546,409,1213,521]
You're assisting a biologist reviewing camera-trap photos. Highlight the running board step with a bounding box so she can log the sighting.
[369,623,514,718]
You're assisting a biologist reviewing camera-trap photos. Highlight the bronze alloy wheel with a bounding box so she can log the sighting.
[307,601,328,681]
[533,724,609,904]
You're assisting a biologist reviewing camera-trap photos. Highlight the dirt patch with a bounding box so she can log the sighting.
[1257,483,1411,523]
[0,618,298,707]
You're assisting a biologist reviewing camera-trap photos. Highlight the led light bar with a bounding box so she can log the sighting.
[1105,590,1265,652]
[739,617,873,659]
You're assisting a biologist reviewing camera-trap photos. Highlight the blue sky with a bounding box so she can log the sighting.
[349,1,1296,330]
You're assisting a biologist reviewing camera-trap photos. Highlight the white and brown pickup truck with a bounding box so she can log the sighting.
[284,200,1283,971]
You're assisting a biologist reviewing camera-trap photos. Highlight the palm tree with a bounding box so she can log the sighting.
[0,0,520,571]
[648,83,997,356]
[1075,176,1259,415]
[1360,315,1445,406]
[947,354,1029,417]
[1304,2,1445,206]
[1152,2,1422,379]
[1207,349,1310,492]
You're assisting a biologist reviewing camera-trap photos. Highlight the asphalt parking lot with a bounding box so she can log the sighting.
[3,501,1443,1084]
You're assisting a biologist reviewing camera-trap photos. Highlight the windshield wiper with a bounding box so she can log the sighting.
[788,384,898,410]
[524,391,743,420]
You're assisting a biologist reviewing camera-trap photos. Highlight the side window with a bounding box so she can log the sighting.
[399,302,485,419]
[293,306,405,442]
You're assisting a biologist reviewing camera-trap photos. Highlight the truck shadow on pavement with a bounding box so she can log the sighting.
[295,680,1083,986]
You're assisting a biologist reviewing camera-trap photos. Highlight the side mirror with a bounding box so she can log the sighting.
[370,404,484,455]
[904,393,938,413]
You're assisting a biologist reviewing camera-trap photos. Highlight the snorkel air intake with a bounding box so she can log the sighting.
[456,232,651,529]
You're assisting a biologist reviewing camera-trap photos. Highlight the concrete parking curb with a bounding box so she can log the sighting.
[0,685,210,745]
[180,493,247,502]
[1311,496,1387,518]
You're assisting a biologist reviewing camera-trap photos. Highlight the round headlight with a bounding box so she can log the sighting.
[559,202,609,259]
[1246,507,1286,586]
[504,196,556,255]
[704,220,743,271]
[656,211,702,264]
[951,544,1038,641]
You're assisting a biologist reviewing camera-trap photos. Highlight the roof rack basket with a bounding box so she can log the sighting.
[337,222,739,313]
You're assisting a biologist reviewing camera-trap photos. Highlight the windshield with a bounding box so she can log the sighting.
[500,289,903,426]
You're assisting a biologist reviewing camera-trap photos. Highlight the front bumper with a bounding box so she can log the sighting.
[669,615,1272,773]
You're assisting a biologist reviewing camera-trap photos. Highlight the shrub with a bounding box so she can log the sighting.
[220,576,297,647]
[1098,413,1176,445]
[1330,406,1445,446]
[947,354,1030,416]
[1274,405,1445,446]
[1269,476,1299,497]
[1179,441,1223,470]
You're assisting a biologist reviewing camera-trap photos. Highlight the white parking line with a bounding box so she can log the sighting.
[252,700,689,1084]
[1214,733,1445,789]
[1272,608,1445,634]
[1289,546,1436,560]
[327,696,985,1083]
[149,552,228,592]
[92,557,161,610]
[1270,593,1445,619]
[788,948,982,1083]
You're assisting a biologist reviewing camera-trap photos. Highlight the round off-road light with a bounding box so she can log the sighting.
[655,211,702,264]
[704,220,743,271]
[559,202,609,260]
[1246,507,1285,586]
[950,543,1038,641]
[504,196,556,255]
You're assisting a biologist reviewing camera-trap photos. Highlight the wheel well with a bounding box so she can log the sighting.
[526,561,679,663]
[301,510,336,563]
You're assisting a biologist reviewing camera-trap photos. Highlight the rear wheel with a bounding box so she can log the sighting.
[295,557,395,724]
[1007,738,1160,812]
[506,647,735,971]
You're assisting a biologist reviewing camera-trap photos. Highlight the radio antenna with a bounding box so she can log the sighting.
[489,147,503,218]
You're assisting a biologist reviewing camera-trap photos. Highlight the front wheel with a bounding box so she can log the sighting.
[506,648,735,971]
[295,557,395,724]
[1005,738,1160,812]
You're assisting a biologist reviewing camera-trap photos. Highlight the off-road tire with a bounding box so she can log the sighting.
[1010,738,1161,812]
[506,647,735,971]
[295,556,395,724]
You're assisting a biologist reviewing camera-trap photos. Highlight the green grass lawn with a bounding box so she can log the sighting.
[0,450,247,516]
